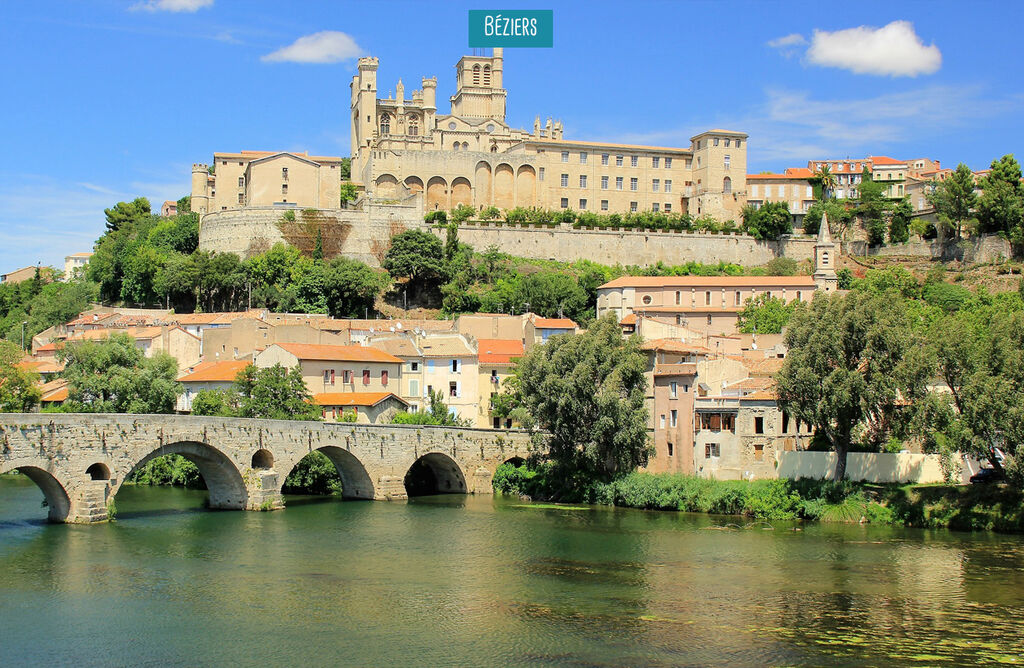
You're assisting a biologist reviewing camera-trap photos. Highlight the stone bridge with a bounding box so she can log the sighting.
[0,414,534,523]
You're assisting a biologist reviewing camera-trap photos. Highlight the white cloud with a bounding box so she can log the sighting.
[806,20,941,77]
[261,31,362,64]
[767,33,806,48]
[130,0,214,13]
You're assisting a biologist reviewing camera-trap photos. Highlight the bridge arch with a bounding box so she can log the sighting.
[251,449,274,471]
[116,441,248,510]
[86,462,111,480]
[404,452,467,497]
[280,446,375,500]
[0,462,72,522]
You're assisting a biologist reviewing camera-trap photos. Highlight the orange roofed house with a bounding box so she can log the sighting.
[176,360,250,412]
[254,342,404,398]
[313,392,409,424]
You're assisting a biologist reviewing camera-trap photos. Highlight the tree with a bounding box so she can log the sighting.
[977,154,1024,239]
[775,292,915,480]
[321,257,390,318]
[512,314,650,491]
[927,163,978,240]
[450,203,476,224]
[382,230,445,286]
[339,182,359,207]
[888,198,912,244]
[765,257,797,276]
[190,388,238,417]
[103,197,151,233]
[391,389,468,426]
[856,169,888,246]
[814,164,838,200]
[233,363,321,421]
[0,341,41,412]
[737,293,799,334]
[59,334,180,413]
[741,202,791,240]
[803,200,849,236]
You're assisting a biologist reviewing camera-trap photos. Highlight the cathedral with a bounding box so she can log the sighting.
[351,49,748,220]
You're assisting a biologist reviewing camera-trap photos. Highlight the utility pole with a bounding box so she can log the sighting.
[248,281,252,310]
[21,320,27,352]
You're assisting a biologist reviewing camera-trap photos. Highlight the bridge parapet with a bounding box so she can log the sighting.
[0,414,535,523]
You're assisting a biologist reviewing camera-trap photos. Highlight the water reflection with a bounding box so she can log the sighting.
[1,477,1023,666]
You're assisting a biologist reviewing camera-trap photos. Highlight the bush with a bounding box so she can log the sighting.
[479,206,500,220]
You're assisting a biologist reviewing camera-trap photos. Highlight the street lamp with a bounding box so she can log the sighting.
[21,321,28,352]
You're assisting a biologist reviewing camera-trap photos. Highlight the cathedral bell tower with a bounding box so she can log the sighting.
[450,48,506,121]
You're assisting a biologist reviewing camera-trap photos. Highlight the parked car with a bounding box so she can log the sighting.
[970,467,1006,484]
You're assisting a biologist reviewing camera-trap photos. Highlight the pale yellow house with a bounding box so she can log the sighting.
[254,342,403,397]
[418,335,478,424]
[475,338,524,428]
[176,360,249,412]
[746,168,816,216]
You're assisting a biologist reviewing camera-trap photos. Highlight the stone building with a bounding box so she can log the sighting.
[745,168,816,218]
[350,49,748,221]
[191,150,347,215]
[476,338,524,429]
[254,342,403,398]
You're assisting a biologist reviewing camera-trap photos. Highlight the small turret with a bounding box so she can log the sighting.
[191,163,210,215]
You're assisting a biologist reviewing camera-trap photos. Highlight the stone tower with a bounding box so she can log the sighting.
[814,212,838,293]
[191,164,210,215]
[450,48,506,121]
[350,56,380,176]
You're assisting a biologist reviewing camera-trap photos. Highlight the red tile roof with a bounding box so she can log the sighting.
[640,339,711,354]
[532,317,578,329]
[312,392,408,407]
[178,360,249,383]
[39,379,69,403]
[272,343,403,363]
[869,155,906,166]
[478,339,524,365]
[600,275,816,289]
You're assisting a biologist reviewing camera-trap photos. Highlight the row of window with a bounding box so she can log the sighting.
[559,198,674,212]
[323,369,388,386]
[696,137,742,149]
[557,174,674,192]
[642,289,805,308]
[560,151,680,169]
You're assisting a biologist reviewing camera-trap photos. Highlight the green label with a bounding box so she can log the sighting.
[468,10,553,47]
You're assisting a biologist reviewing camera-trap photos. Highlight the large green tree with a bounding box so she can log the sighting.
[741,202,792,240]
[856,170,889,246]
[383,230,445,285]
[737,293,799,334]
[233,363,321,421]
[0,341,41,412]
[977,154,1024,239]
[927,163,978,240]
[511,314,650,491]
[775,292,915,480]
[59,334,180,413]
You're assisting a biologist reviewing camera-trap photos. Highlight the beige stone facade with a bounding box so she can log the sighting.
[350,49,748,221]
[746,168,816,216]
[254,343,403,398]
[191,150,346,215]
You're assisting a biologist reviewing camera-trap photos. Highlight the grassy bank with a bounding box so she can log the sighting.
[493,464,1024,533]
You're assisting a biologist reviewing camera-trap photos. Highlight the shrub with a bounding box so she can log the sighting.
[480,206,500,220]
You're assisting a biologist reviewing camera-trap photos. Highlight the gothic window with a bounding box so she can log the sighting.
[723,176,732,194]
[407,115,419,136]
[472,64,480,85]
[453,142,460,151]
[483,64,491,86]
[380,115,390,135]
[462,142,469,150]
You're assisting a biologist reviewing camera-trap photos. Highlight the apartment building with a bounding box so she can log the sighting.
[254,343,403,397]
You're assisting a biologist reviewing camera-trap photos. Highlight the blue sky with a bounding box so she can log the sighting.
[2,0,1022,272]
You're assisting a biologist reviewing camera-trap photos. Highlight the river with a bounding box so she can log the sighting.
[1,475,1023,666]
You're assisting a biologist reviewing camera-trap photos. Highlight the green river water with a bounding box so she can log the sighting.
[1,475,1023,667]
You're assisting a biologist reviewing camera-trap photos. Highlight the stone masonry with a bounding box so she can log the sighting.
[0,413,533,523]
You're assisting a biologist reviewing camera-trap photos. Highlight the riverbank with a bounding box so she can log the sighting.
[493,465,1024,533]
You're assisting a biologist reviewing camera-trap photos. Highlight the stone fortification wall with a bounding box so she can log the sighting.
[434,223,818,266]
[846,234,1012,264]
[201,204,829,268]
[199,204,422,267]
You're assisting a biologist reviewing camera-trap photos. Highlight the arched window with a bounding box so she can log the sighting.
[483,64,491,86]
[453,142,460,151]
[462,142,469,151]
[407,115,418,136]
[380,115,390,135]
[723,176,732,194]
[472,64,480,85]
[822,251,829,265]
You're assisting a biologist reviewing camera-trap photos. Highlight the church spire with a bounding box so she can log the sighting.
[813,212,838,292]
